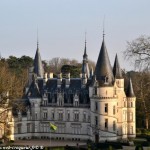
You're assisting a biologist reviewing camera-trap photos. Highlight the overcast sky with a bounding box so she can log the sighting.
[0,0,150,71]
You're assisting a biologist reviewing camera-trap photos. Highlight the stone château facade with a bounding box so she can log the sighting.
[9,35,136,142]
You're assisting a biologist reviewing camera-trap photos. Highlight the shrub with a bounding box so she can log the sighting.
[10,140,14,143]
[135,145,143,150]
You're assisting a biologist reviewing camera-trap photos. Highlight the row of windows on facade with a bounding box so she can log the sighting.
[93,88,116,96]
[95,103,116,114]
[124,101,134,108]
[94,117,134,134]
[41,111,88,122]
[17,124,89,135]
[42,98,81,107]
[95,102,134,114]
[18,111,90,122]
[17,123,134,135]
[95,117,116,131]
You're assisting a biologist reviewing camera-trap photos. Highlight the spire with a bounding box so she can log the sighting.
[83,32,87,59]
[126,78,135,97]
[33,38,44,78]
[113,54,122,79]
[94,37,114,86]
[82,34,89,78]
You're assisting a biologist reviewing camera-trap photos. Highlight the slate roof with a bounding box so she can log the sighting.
[45,78,91,105]
[26,77,43,98]
[113,54,122,79]
[126,78,135,97]
[94,38,114,86]
[33,43,44,78]
[26,77,91,106]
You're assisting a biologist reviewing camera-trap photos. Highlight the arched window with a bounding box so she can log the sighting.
[131,102,133,107]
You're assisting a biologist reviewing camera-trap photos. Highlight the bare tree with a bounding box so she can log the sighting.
[124,35,150,71]
[131,72,150,129]
[48,57,80,73]
[88,59,96,70]
[0,61,27,140]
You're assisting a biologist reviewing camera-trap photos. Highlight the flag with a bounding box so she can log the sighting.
[50,123,57,131]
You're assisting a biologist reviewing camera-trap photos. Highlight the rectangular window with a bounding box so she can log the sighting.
[105,103,108,113]
[52,112,54,120]
[17,124,21,134]
[43,112,47,120]
[113,121,116,131]
[129,112,133,121]
[123,110,127,121]
[27,123,30,132]
[124,102,126,107]
[88,116,90,122]
[59,112,63,121]
[105,119,108,129]
[67,111,70,121]
[113,106,115,115]
[83,112,86,121]
[35,113,37,120]
[43,100,47,106]
[75,99,79,107]
[74,111,79,121]
[130,126,133,134]
[95,116,98,126]
[95,102,98,111]
[94,88,97,95]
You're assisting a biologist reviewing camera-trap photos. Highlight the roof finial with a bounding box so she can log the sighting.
[84,31,87,56]
[103,15,105,39]
[85,31,87,44]
[37,27,39,49]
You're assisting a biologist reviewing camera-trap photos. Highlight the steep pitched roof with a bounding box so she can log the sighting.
[26,74,43,98]
[126,78,135,97]
[94,38,114,86]
[33,43,44,78]
[113,54,122,79]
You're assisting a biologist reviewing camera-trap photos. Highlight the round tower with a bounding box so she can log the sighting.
[126,78,136,138]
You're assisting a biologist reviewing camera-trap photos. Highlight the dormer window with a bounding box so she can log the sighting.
[75,99,79,107]
[58,99,63,106]
[104,75,109,84]
[43,100,47,106]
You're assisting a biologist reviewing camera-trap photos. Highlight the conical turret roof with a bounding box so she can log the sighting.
[126,78,135,97]
[33,42,44,78]
[113,54,122,79]
[94,38,114,86]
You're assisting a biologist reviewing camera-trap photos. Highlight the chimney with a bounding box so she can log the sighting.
[66,73,70,88]
[49,72,53,79]
[44,73,48,82]
[57,73,62,88]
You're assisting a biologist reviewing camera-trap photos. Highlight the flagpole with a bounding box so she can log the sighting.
[50,126,51,149]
